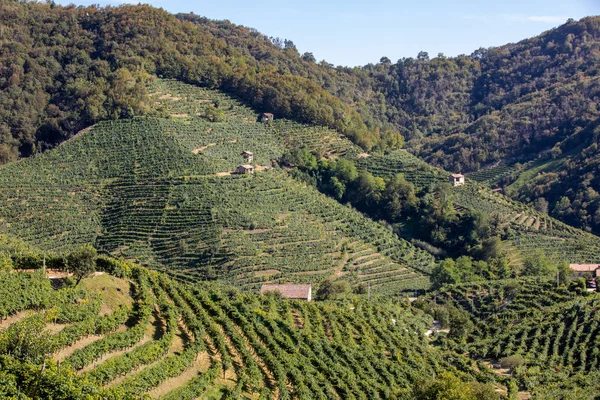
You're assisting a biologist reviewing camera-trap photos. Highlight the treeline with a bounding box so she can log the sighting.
[0,1,395,164]
[359,17,600,172]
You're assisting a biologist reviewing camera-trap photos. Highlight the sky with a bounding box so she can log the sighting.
[54,0,600,67]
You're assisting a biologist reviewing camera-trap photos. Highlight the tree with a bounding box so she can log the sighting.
[534,198,549,214]
[431,259,460,289]
[67,245,97,285]
[557,261,572,286]
[522,250,554,277]
[316,279,351,300]
[204,106,225,122]
[382,173,417,220]
[332,159,358,183]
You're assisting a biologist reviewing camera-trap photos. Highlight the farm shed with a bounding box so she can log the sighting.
[260,284,312,301]
[236,164,254,174]
[240,151,254,163]
[261,113,274,123]
[569,264,600,277]
[449,173,465,187]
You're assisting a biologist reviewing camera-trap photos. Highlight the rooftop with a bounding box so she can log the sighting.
[260,284,311,299]
[569,264,600,272]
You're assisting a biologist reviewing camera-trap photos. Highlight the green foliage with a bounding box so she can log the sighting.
[315,279,351,300]
[0,315,51,363]
[0,264,499,399]
[67,245,97,284]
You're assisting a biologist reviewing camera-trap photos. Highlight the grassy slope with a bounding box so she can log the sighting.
[0,79,432,294]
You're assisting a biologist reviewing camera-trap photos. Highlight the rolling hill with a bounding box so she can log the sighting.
[0,79,433,295]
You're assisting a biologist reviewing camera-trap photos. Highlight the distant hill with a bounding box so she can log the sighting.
[351,149,600,265]
[356,17,600,233]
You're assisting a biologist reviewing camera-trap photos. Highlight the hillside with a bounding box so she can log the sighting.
[419,279,600,399]
[351,149,600,264]
[1,1,599,236]
[2,78,599,293]
[0,259,503,399]
[0,79,433,294]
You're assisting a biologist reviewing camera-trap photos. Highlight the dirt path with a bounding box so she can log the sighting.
[0,310,33,329]
[147,355,212,399]
[332,253,350,278]
[55,333,108,362]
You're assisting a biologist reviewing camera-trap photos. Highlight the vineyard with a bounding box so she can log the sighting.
[424,279,600,399]
[0,79,431,294]
[0,262,497,399]
[355,150,600,264]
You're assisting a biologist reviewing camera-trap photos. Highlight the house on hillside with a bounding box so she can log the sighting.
[260,284,312,301]
[569,264,600,277]
[449,173,465,187]
[236,164,254,174]
[240,151,254,163]
[261,113,274,123]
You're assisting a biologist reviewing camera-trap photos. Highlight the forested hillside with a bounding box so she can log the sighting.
[0,0,395,165]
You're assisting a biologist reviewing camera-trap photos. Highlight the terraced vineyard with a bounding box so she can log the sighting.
[429,279,600,398]
[0,79,431,294]
[466,163,521,185]
[0,263,494,399]
[355,150,600,264]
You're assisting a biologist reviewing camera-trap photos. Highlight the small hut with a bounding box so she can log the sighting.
[241,151,254,163]
[261,113,274,123]
[449,173,465,187]
[260,284,312,301]
[236,164,254,174]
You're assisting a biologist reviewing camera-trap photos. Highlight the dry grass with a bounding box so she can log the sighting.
[81,274,133,312]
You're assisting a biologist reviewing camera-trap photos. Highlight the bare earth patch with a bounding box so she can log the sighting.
[357,153,370,158]
[254,269,280,278]
[55,334,106,362]
[159,94,181,101]
[192,143,216,154]
[0,310,32,328]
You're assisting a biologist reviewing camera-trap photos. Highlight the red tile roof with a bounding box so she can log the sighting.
[570,264,600,272]
[260,284,311,300]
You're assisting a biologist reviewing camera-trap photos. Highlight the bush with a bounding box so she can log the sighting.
[499,355,525,371]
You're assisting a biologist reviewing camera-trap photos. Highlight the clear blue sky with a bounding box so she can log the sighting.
[56,0,600,67]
